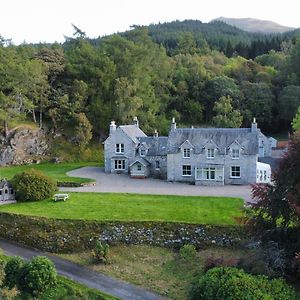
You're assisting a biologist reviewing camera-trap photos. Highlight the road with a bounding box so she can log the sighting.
[0,239,165,300]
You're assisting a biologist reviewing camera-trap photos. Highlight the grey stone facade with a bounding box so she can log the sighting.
[104,118,271,185]
[0,179,15,202]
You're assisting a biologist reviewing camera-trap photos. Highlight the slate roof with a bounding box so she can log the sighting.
[167,128,260,155]
[119,125,147,143]
[129,157,150,167]
[137,137,168,156]
[0,179,11,190]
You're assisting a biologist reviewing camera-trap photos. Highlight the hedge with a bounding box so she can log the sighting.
[0,212,248,253]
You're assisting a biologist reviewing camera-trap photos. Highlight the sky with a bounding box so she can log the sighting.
[1,0,300,45]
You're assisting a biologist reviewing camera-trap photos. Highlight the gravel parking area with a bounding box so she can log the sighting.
[60,167,254,203]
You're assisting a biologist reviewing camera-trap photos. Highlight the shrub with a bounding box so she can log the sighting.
[0,287,20,300]
[19,256,57,295]
[189,267,296,300]
[4,256,24,289]
[12,169,57,201]
[0,258,5,284]
[179,244,197,260]
[92,240,110,263]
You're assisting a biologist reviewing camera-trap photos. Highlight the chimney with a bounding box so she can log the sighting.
[171,117,176,131]
[251,117,257,133]
[153,129,158,137]
[109,120,116,135]
[133,116,139,127]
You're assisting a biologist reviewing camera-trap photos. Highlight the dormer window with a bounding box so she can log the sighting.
[183,148,191,158]
[140,148,146,157]
[115,143,124,154]
[231,149,240,159]
[207,148,215,159]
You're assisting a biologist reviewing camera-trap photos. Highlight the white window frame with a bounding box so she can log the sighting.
[137,163,142,171]
[231,149,240,159]
[196,167,224,181]
[155,160,160,170]
[183,148,191,158]
[231,166,241,178]
[207,148,215,159]
[140,148,146,157]
[115,143,124,154]
[204,167,216,180]
[263,170,267,181]
[114,159,125,170]
[182,165,192,176]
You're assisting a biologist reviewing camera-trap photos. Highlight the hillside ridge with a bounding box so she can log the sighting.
[211,17,295,33]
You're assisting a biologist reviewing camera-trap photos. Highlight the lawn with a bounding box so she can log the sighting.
[0,192,243,225]
[0,162,99,185]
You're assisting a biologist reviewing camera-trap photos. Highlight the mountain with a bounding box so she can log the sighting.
[212,17,294,34]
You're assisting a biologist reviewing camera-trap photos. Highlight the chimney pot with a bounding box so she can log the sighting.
[109,120,116,135]
[171,117,176,130]
[133,116,139,127]
[251,117,258,133]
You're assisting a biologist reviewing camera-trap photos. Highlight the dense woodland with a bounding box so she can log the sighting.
[1,20,300,144]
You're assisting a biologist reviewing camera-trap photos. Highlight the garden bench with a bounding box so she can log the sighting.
[53,193,69,202]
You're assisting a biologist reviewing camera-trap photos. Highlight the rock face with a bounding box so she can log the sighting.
[0,127,48,166]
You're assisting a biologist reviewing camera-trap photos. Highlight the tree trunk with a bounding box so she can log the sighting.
[39,109,43,129]
[4,119,8,137]
[32,109,37,123]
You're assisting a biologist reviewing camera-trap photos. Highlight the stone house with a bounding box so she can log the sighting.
[104,117,272,185]
[0,179,15,202]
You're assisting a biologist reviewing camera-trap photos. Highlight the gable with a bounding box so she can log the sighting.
[180,140,194,149]
[228,140,243,150]
[203,139,218,149]
[104,126,138,147]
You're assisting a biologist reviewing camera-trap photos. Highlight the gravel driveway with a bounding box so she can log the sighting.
[61,167,254,203]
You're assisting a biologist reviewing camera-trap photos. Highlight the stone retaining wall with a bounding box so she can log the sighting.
[0,212,247,253]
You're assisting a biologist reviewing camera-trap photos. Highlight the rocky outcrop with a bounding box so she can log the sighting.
[0,127,48,166]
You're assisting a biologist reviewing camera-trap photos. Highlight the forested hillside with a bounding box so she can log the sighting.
[1,20,300,145]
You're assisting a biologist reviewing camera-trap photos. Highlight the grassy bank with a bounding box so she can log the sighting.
[59,245,253,300]
[0,162,99,185]
[0,193,243,225]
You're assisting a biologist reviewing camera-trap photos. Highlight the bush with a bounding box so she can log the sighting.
[0,258,5,284]
[0,287,20,300]
[179,244,197,260]
[19,256,57,295]
[12,169,57,201]
[92,240,110,263]
[4,256,24,289]
[189,267,296,300]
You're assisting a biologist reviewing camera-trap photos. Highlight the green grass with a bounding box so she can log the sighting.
[0,162,99,185]
[37,276,118,300]
[0,193,243,225]
[59,245,253,300]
